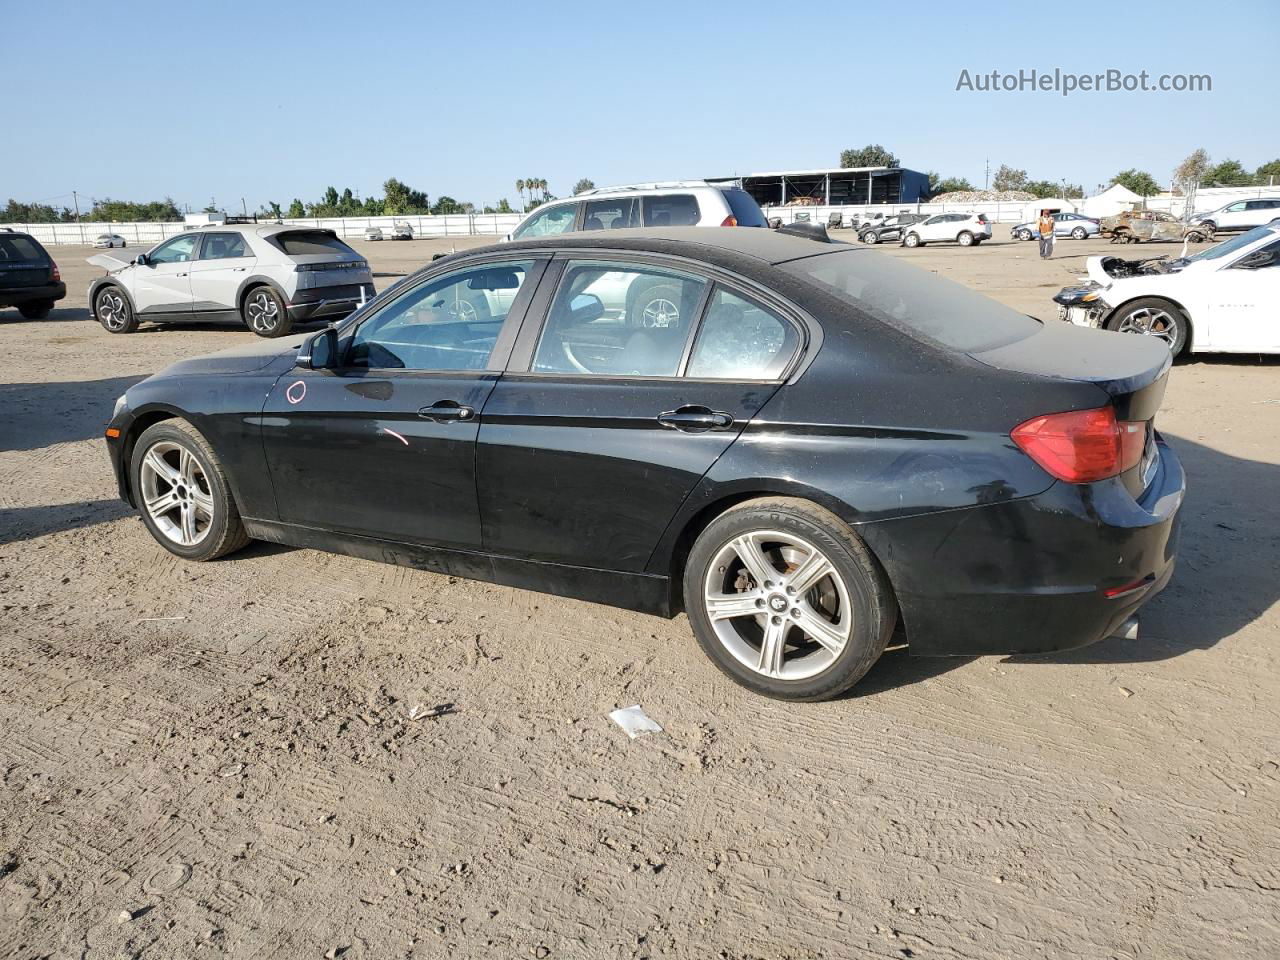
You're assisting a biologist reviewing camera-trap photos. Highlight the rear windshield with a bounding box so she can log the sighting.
[782,249,1040,353]
[274,231,357,257]
[721,188,768,227]
[0,235,45,262]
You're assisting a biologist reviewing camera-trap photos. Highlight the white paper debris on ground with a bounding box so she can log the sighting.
[609,705,663,739]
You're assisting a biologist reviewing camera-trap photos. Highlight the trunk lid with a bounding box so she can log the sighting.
[970,322,1171,497]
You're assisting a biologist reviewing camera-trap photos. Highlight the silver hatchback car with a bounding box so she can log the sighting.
[88,223,374,337]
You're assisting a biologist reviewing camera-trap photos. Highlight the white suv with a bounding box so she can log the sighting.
[505,181,767,240]
[902,212,993,248]
[87,223,374,337]
[1190,197,1280,234]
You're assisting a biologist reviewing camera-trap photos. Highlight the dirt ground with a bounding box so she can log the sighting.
[2,232,1278,960]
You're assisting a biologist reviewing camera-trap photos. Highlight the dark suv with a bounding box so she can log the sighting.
[0,230,66,319]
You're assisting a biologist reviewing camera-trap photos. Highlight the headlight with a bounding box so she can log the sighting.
[113,394,128,418]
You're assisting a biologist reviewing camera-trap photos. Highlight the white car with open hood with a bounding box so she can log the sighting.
[1052,223,1280,356]
[86,223,374,338]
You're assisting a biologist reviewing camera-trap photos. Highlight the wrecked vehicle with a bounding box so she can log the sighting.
[1100,208,1213,244]
[1053,222,1280,355]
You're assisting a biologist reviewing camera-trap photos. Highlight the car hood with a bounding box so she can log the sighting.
[153,336,307,378]
[87,252,133,272]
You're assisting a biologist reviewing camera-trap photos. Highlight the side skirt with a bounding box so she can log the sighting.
[241,519,675,617]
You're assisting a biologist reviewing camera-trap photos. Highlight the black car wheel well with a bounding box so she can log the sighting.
[663,491,900,617]
[120,411,179,505]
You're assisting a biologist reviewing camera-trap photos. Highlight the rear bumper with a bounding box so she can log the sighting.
[287,282,374,321]
[0,281,66,306]
[858,436,1185,656]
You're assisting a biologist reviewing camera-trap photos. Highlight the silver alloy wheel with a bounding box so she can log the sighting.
[703,530,853,681]
[641,297,680,328]
[958,231,973,246]
[245,290,279,333]
[905,233,919,247]
[1072,227,1087,239]
[140,440,214,547]
[1117,305,1178,348]
[97,289,129,330]
[449,299,480,323]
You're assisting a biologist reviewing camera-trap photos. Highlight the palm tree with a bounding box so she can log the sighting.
[515,179,525,209]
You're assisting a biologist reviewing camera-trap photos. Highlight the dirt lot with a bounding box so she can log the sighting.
[2,233,1278,960]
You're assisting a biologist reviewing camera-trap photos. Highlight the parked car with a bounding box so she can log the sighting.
[1052,222,1280,356]
[86,224,374,338]
[505,181,767,241]
[105,227,1182,701]
[860,214,928,245]
[1011,212,1100,241]
[902,213,992,247]
[93,233,128,248]
[390,222,414,241]
[0,229,65,319]
[364,227,384,241]
[1190,197,1280,234]
[1101,209,1211,244]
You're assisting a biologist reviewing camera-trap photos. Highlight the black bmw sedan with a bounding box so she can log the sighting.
[104,228,1184,701]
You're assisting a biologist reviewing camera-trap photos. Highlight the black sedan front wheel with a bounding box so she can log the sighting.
[684,497,897,701]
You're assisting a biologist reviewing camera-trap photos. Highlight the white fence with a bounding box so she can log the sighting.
[6,212,523,247]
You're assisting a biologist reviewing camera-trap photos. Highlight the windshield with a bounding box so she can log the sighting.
[782,249,1041,353]
[1185,225,1279,263]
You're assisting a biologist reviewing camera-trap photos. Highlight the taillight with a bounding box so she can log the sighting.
[1011,407,1145,483]
[720,215,738,227]
[51,262,61,281]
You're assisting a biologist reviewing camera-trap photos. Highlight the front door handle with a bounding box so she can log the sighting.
[418,400,475,423]
[176,272,188,277]
[657,405,734,433]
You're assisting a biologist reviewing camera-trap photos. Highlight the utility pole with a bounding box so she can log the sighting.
[241,197,248,216]
[984,158,990,191]
[72,190,84,244]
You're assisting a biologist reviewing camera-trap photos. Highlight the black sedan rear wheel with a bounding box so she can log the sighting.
[684,497,897,701]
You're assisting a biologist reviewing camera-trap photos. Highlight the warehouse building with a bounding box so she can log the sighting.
[706,166,931,207]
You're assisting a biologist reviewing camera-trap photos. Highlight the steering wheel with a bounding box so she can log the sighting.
[561,341,594,375]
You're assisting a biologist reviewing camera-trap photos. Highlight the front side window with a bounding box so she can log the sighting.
[583,198,638,230]
[531,261,707,376]
[514,204,578,238]
[1225,202,1247,213]
[348,261,534,371]
[686,288,798,380]
[149,234,198,264]
[642,194,699,227]
[201,233,248,259]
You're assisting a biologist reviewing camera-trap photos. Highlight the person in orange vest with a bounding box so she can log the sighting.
[1038,208,1056,259]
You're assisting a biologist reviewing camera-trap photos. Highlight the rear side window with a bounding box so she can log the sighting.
[275,231,357,257]
[201,233,249,259]
[721,189,767,227]
[582,198,638,230]
[0,235,45,261]
[643,194,699,227]
[687,288,797,380]
[784,249,1041,353]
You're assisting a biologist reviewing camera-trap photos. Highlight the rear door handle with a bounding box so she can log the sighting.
[418,400,475,423]
[233,267,247,272]
[176,272,188,277]
[657,405,734,433]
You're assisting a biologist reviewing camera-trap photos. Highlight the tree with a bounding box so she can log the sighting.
[839,144,898,169]
[574,178,595,195]
[991,165,1029,192]
[90,197,183,221]
[260,201,283,220]
[1111,169,1161,196]
[382,177,429,215]
[286,198,305,219]
[431,196,464,215]
[1174,149,1211,218]
[1202,158,1253,187]
[928,175,974,196]
[1256,159,1280,184]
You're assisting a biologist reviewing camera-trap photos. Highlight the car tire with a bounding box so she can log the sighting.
[1071,227,1088,240]
[1185,231,1208,243]
[683,497,897,702]
[95,285,137,333]
[903,232,921,248]
[242,286,293,338]
[18,301,53,320]
[1015,228,1033,241]
[957,231,974,247]
[862,231,878,245]
[1105,297,1189,357]
[131,419,251,562]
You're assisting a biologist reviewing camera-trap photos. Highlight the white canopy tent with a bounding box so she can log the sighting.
[1080,184,1144,219]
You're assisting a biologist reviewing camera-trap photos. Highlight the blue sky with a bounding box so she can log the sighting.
[3,0,1276,212]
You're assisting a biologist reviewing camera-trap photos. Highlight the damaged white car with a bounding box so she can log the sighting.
[1053,223,1280,356]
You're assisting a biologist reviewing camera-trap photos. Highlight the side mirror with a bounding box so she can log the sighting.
[134,253,150,266]
[299,326,338,369]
